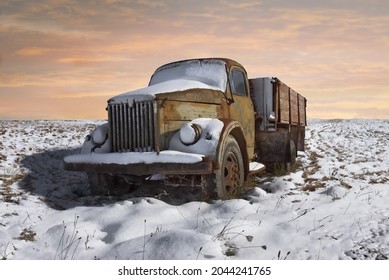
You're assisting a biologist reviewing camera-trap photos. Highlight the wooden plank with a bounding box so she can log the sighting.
[278,81,290,124]
[298,94,306,125]
[290,88,299,125]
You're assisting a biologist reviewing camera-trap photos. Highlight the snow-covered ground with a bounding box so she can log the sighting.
[0,119,388,260]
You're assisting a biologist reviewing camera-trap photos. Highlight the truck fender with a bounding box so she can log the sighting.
[215,119,249,179]
[168,118,224,158]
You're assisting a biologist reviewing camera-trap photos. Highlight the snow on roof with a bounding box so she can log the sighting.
[150,59,227,91]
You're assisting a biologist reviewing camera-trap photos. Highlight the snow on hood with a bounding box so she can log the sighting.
[110,59,227,104]
[110,78,223,104]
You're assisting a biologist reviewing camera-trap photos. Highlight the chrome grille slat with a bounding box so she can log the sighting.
[123,104,129,151]
[108,100,156,153]
[131,105,135,149]
[135,102,140,150]
[115,104,120,151]
[148,101,155,152]
[140,102,145,149]
[119,104,124,151]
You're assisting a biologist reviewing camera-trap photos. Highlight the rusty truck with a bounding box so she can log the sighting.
[64,58,307,199]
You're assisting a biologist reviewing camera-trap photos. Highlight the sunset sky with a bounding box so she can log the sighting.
[1,0,388,120]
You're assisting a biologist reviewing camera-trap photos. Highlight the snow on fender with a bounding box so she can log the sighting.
[169,118,224,158]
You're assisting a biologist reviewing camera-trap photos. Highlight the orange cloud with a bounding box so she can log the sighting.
[15,47,53,56]
[58,56,127,66]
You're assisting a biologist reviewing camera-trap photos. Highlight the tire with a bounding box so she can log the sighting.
[211,135,245,199]
[288,139,297,165]
[87,173,113,195]
[87,173,137,196]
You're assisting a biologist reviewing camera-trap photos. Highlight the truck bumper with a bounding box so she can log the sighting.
[63,151,214,176]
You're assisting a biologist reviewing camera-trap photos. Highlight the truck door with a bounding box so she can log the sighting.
[228,67,255,157]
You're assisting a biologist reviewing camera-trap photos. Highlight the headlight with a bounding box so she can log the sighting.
[92,124,108,145]
[180,123,202,145]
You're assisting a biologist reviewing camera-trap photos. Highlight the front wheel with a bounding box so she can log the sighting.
[87,173,113,195]
[87,173,139,196]
[207,135,245,199]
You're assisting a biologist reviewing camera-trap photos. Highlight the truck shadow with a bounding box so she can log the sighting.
[19,148,206,210]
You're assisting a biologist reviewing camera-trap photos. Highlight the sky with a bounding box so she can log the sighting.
[1,0,388,120]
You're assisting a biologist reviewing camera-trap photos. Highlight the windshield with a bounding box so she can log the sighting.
[149,59,227,92]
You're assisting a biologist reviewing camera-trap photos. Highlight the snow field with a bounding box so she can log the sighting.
[0,119,388,260]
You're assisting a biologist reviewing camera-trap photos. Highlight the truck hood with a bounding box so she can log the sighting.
[109,79,224,104]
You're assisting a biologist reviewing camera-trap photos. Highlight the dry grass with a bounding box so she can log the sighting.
[0,153,6,161]
[302,179,326,192]
[0,185,24,204]
[18,228,36,242]
[0,170,26,204]
[340,180,353,189]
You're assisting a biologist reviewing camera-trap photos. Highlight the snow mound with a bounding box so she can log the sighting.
[259,180,296,193]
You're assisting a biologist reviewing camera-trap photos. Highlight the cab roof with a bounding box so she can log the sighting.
[155,58,246,73]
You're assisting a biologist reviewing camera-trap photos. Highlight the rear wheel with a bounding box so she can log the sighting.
[288,139,297,165]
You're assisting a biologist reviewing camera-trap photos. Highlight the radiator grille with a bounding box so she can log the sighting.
[108,100,156,152]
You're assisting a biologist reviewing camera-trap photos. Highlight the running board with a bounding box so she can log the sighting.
[248,162,266,175]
